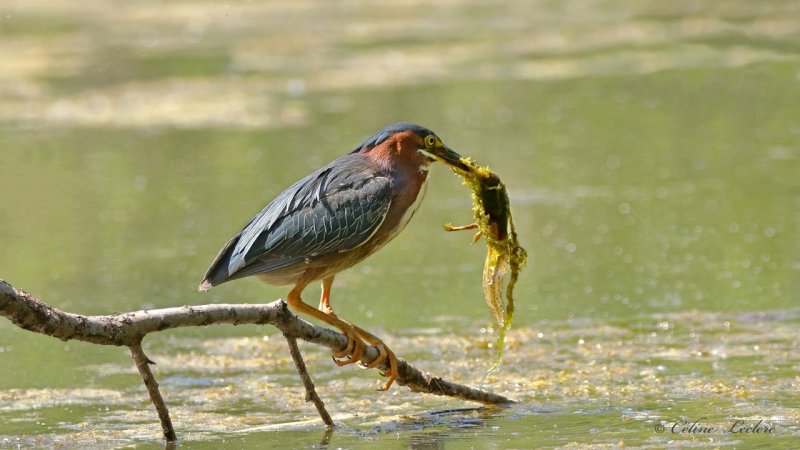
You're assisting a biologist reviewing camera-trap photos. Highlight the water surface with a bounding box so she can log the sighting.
[1,1,798,448]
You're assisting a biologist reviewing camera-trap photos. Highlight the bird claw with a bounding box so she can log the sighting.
[326,319,398,390]
[358,341,398,391]
[331,326,365,367]
[357,344,385,370]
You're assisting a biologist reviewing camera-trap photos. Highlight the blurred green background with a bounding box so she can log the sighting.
[1,1,798,448]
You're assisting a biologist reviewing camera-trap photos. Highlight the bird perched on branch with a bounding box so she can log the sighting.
[199,122,465,390]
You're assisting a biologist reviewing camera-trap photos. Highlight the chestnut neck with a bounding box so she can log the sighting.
[359,130,431,177]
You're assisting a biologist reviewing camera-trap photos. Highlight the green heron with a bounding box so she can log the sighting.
[198,122,466,390]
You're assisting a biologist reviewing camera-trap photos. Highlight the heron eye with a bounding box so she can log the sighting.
[424,135,436,148]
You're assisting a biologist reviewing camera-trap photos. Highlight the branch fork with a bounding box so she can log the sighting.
[0,279,514,441]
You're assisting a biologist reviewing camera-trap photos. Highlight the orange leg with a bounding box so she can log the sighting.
[318,275,356,359]
[288,275,364,367]
[318,274,398,391]
[318,275,335,314]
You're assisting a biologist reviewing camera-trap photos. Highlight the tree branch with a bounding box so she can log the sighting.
[284,333,335,427]
[129,342,177,441]
[0,278,515,440]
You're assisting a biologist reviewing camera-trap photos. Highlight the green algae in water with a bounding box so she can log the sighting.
[444,158,528,375]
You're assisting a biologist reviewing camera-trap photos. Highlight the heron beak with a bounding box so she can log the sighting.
[433,145,471,173]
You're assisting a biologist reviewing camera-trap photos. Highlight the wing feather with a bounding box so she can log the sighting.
[200,154,392,287]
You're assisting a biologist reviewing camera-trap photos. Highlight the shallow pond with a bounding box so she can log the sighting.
[1,1,798,448]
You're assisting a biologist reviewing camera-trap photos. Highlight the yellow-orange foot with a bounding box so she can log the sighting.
[353,330,398,391]
[331,325,366,367]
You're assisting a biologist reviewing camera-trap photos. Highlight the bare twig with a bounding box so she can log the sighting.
[129,342,177,441]
[284,334,334,427]
[0,278,515,440]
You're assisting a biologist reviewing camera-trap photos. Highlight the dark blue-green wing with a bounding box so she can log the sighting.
[200,154,392,288]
